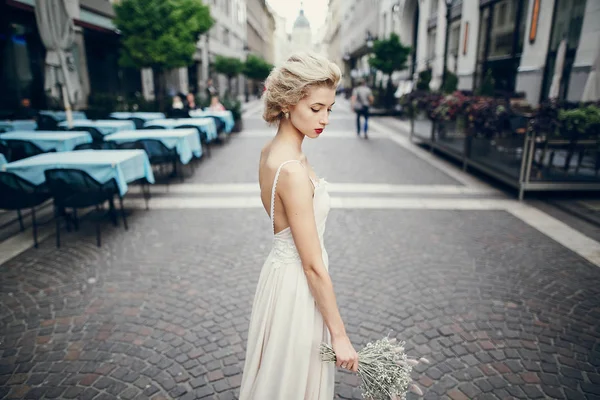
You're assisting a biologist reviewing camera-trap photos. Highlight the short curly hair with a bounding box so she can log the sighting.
[263,52,342,125]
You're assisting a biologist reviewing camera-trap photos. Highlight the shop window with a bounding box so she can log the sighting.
[541,0,586,100]
[475,0,527,95]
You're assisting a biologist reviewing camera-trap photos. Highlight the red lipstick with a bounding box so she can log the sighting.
[315,129,323,134]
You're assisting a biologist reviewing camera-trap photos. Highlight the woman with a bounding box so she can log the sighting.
[239,52,359,400]
[208,95,226,111]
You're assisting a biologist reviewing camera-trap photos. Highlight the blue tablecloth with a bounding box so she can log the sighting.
[109,112,166,121]
[143,118,218,141]
[0,131,92,152]
[0,120,37,132]
[189,110,235,133]
[2,150,155,196]
[105,129,202,164]
[58,120,136,135]
[39,110,88,121]
[0,154,6,166]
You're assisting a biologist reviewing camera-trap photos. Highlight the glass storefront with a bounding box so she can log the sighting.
[475,0,528,94]
[0,14,45,116]
[540,0,586,101]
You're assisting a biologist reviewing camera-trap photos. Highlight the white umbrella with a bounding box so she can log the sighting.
[35,0,81,128]
[548,38,567,99]
[581,47,600,103]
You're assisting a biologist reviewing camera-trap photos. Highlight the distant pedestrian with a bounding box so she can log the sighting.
[171,95,184,110]
[351,78,374,139]
[206,79,217,100]
[208,95,226,111]
[185,93,198,111]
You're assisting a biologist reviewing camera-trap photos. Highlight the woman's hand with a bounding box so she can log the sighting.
[331,334,359,372]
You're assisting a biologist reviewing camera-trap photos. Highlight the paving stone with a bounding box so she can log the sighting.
[0,115,599,400]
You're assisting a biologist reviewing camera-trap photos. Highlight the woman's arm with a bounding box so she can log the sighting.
[277,163,359,371]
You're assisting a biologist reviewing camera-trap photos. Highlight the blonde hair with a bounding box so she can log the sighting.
[263,52,342,125]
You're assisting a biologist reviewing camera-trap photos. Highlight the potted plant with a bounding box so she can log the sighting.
[221,97,243,133]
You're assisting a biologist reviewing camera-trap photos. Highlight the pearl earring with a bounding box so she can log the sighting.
[284,111,289,119]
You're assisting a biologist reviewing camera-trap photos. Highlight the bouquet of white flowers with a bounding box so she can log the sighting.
[320,336,428,400]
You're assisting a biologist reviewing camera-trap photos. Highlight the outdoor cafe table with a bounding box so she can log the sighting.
[143,118,218,141]
[109,112,166,121]
[0,120,37,132]
[58,120,136,136]
[104,129,202,164]
[0,131,92,152]
[1,150,155,196]
[189,109,235,133]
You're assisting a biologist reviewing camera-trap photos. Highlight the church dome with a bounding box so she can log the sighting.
[293,9,310,29]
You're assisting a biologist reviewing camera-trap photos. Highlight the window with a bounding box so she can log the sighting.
[449,23,460,57]
[429,0,438,17]
[475,0,527,94]
[541,0,587,100]
[427,29,437,64]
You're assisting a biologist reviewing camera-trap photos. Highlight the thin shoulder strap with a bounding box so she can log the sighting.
[270,160,304,234]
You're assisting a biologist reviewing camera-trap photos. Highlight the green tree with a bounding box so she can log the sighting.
[368,33,411,109]
[243,54,273,95]
[416,69,432,91]
[213,56,244,98]
[114,0,214,111]
[442,70,459,94]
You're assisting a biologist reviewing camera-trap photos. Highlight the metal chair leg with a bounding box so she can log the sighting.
[73,208,79,231]
[31,207,38,249]
[119,197,128,230]
[55,205,61,248]
[108,198,118,226]
[17,209,24,231]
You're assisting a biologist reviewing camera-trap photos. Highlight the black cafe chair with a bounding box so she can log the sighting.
[44,169,127,247]
[0,172,51,248]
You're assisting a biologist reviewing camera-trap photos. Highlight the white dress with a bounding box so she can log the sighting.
[239,160,335,400]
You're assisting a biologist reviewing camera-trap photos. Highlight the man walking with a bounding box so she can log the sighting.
[351,79,374,139]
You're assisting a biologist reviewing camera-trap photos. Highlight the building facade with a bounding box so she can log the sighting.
[323,0,342,70]
[271,10,289,67]
[1,0,140,112]
[289,9,312,54]
[340,0,381,87]
[370,0,599,105]
[246,0,275,65]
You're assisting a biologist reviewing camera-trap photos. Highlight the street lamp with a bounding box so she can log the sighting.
[391,2,401,34]
[442,0,454,90]
[366,30,374,49]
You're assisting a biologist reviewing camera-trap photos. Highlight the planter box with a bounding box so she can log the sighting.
[232,119,243,133]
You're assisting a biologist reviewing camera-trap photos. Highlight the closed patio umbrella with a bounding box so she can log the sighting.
[581,47,600,103]
[35,0,81,128]
[548,38,567,99]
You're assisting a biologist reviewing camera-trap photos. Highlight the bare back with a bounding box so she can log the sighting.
[259,140,319,235]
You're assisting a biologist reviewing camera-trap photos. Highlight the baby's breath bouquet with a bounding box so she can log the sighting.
[320,336,428,400]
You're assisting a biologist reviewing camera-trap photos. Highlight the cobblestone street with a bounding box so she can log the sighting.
[1,98,600,400]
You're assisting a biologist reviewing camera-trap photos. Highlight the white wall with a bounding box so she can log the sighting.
[431,0,447,90]
[416,0,431,74]
[457,0,479,90]
[567,0,600,101]
[515,0,555,105]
